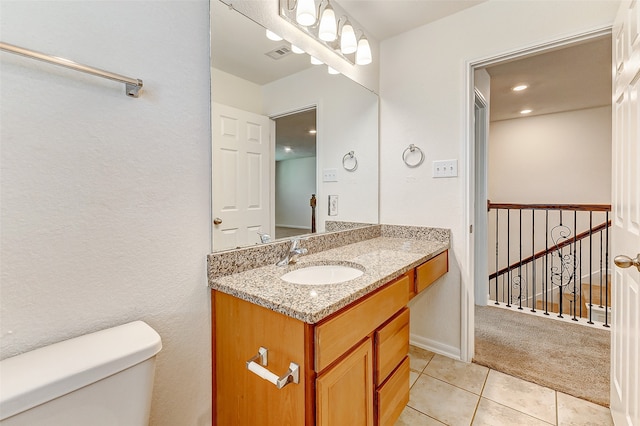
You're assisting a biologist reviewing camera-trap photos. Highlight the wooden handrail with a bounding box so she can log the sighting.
[487,201,611,212]
[489,220,612,280]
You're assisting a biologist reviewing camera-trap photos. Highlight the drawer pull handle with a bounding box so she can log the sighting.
[246,347,299,389]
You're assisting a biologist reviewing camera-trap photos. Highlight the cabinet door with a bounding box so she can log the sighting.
[316,338,374,426]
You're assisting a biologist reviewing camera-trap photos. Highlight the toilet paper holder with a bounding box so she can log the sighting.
[246,347,300,389]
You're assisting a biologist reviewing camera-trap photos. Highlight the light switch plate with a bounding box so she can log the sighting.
[323,168,338,182]
[432,160,458,178]
[328,195,338,215]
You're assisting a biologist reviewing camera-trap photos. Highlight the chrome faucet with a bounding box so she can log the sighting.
[257,231,271,244]
[276,237,308,266]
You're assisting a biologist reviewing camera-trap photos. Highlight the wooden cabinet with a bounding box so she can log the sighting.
[316,339,374,426]
[212,250,447,425]
[413,250,448,297]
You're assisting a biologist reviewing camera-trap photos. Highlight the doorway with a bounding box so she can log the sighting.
[466,29,613,362]
[273,108,317,239]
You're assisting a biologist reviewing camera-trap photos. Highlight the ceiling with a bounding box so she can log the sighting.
[485,36,612,122]
[339,0,486,40]
[275,109,317,161]
[213,0,613,149]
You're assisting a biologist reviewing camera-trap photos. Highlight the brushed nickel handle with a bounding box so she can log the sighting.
[213,217,222,225]
[614,253,640,272]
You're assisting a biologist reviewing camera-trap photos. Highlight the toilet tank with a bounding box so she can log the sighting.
[0,321,162,425]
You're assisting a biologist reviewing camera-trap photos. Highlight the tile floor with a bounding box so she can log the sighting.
[395,346,613,426]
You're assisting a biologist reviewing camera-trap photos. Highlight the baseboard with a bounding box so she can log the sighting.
[410,333,461,361]
[275,224,312,230]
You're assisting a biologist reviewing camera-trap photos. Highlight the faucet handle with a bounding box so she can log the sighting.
[257,231,271,244]
[290,236,309,249]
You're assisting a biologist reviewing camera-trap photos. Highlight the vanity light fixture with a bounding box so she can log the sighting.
[327,66,340,75]
[520,109,532,114]
[296,0,317,26]
[355,35,372,65]
[281,0,373,66]
[318,3,337,41]
[291,44,305,54]
[266,29,283,41]
[310,56,323,65]
[308,129,317,134]
[339,19,357,54]
[512,84,528,91]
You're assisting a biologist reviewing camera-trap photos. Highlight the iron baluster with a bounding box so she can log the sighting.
[507,209,511,307]
[531,210,536,312]
[604,211,610,327]
[587,212,593,324]
[495,208,499,305]
[571,210,578,321]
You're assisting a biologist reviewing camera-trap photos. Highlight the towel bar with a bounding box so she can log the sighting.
[246,347,299,389]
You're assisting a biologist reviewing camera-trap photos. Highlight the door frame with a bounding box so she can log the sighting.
[269,104,319,237]
[462,26,613,362]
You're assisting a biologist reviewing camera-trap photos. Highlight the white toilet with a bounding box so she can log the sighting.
[0,321,162,425]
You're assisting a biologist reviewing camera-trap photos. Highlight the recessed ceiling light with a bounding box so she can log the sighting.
[520,109,532,114]
[308,129,317,134]
[512,84,528,92]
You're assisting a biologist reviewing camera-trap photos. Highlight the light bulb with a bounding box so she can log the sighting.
[265,29,282,41]
[291,44,305,54]
[356,36,372,65]
[340,22,357,54]
[296,0,317,26]
[310,56,323,65]
[328,66,340,75]
[318,6,337,41]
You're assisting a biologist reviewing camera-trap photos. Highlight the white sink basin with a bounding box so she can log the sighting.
[281,264,364,285]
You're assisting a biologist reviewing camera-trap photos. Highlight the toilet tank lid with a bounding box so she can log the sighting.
[0,320,162,420]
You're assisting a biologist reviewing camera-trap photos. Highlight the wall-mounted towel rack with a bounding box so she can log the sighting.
[0,42,143,98]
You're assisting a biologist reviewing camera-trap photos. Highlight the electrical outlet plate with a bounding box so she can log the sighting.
[323,168,338,182]
[432,160,458,178]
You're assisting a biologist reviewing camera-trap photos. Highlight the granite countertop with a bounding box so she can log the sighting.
[209,235,449,324]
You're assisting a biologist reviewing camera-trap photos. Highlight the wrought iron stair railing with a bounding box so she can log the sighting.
[487,202,611,327]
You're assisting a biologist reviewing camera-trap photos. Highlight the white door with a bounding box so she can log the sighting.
[212,103,271,250]
[611,1,640,425]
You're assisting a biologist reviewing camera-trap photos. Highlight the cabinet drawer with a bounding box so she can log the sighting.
[376,356,410,426]
[315,274,410,372]
[375,308,409,386]
[415,250,448,294]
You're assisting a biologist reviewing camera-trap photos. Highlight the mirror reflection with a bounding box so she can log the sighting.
[211,0,379,251]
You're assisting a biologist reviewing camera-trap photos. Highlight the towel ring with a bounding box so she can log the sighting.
[342,151,358,172]
[402,144,424,168]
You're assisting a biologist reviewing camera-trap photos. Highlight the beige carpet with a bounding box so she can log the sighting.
[474,305,610,407]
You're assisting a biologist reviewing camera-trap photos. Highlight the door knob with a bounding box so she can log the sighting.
[614,253,640,272]
[213,217,222,225]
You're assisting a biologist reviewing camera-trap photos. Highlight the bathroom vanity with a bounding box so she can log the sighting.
[208,225,448,425]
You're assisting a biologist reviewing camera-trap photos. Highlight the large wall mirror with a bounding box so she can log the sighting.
[211,0,379,251]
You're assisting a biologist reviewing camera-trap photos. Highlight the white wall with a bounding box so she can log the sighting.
[489,106,612,204]
[0,2,212,425]
[263,66,379,232]
[379,0,619,359]
[275,157,317,228]
[212,67,263,114]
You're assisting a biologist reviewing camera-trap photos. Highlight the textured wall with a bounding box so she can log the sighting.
[380,0,619,360]
[0,1,212,424]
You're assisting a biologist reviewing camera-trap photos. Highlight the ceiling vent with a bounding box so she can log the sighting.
[265,45,292,60]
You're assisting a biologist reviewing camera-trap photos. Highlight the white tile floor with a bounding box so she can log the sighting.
[396,346,613,426]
